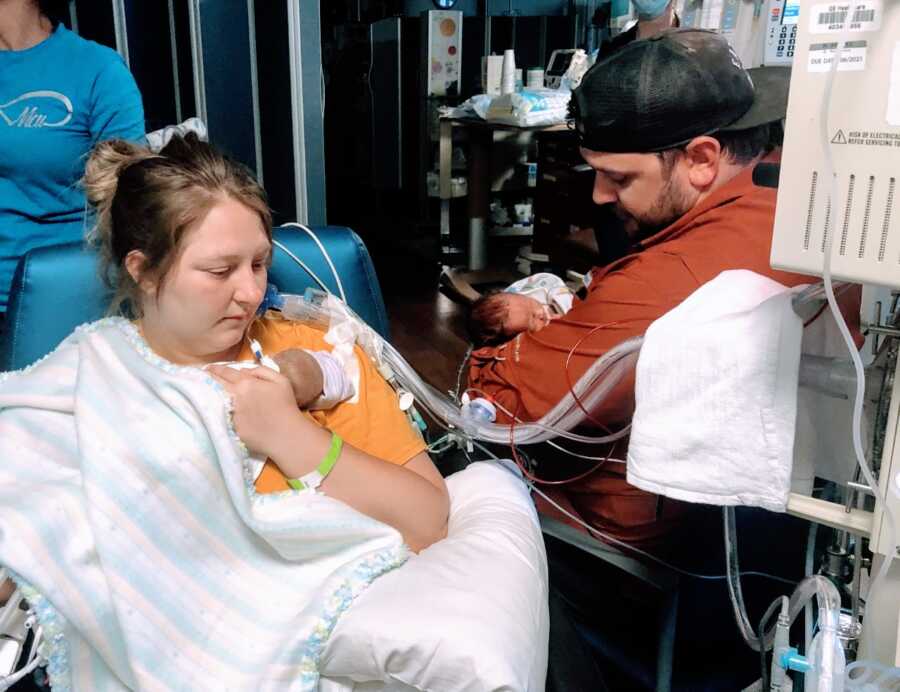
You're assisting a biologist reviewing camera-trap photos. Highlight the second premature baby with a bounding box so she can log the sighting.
[467,272,575,347]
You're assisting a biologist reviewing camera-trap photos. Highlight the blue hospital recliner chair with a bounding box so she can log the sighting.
[0,226,388,372]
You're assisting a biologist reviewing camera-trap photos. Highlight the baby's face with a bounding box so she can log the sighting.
[503,294,551,335]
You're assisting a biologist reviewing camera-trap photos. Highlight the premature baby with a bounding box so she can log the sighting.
[468,272,575,347]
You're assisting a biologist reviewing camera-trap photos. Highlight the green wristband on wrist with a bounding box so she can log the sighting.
[287,432,343,491]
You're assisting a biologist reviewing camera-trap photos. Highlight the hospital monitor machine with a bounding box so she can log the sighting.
[544,49,578,89]
[764,0,801,65]
[772,0,900,667]
[771,0,899,289]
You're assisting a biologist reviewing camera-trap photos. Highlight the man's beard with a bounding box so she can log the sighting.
[613,176,694,242]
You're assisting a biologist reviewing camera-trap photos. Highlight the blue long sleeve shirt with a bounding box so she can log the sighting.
[0,24,144,312]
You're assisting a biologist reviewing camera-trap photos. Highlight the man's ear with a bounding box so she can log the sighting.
[124,250,155,296]
[682,136,722,189]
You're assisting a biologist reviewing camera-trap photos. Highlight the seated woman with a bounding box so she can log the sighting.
[0,134,449,689]
[86,133,449,551]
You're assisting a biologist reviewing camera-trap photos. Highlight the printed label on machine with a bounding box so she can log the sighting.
[808,40,867,71]
[830,129,900,147]
[809,2,881,33]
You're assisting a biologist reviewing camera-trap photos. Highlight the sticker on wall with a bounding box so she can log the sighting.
[808,40,867,72]
[809,2,881,33]
[426,11,462,97]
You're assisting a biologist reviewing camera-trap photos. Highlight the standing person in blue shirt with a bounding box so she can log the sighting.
[0,0,145,323]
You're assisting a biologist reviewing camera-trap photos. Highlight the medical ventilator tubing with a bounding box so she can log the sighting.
[719,5,898,685]
[280,284,863,450]
[725,508,845,691]
[278,289,638,445]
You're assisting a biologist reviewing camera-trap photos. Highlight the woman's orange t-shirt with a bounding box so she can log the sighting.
[236,314,426,493]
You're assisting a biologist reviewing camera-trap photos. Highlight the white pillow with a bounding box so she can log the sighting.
[319,462,549,691]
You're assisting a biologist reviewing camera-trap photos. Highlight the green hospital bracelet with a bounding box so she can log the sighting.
[287,432,343,491]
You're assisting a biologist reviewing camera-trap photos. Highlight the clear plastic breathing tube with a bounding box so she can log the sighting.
[403,284,860,444]
[724,508,841,651]
[278,290,638,445]
[382,336,640,444]
[725,508,845,691]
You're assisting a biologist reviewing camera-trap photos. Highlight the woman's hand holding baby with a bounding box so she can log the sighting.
[207,364,305,460]
[208,361,449,550]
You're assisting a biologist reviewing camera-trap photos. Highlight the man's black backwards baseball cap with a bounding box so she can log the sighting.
[570,29,790,153]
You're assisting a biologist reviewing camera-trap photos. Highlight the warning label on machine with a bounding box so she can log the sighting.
[833,129,900,146]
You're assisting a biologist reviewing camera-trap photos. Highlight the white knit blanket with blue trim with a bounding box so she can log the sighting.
[0,318,407,691]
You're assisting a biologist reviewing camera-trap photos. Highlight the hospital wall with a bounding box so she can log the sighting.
[63,0,326,227]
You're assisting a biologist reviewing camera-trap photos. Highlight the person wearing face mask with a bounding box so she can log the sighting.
[599,0,680,57]
[467,30,846,550]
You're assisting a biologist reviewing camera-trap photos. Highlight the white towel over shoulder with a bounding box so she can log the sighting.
[626,270,805,512]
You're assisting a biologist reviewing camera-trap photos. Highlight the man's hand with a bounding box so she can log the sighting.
[271,349,324,408]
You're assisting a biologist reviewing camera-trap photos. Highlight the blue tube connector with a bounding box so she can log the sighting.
[780,648,813,674]
[410,407,428,432]
[257,283,285,314]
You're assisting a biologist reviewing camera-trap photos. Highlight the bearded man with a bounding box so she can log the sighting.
[468,29,812,548]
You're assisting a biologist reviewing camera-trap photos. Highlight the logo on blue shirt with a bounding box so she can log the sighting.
[0,90,73,128]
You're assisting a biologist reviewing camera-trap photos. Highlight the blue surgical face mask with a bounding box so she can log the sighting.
[632,0,670,20]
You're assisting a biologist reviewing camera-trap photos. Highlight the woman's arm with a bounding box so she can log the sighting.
[268,423,448,552]
[208,365,449,552]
